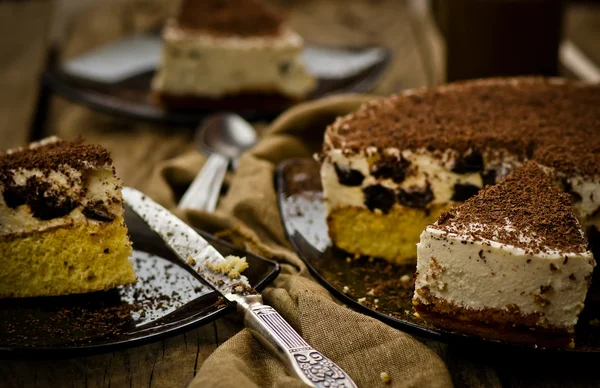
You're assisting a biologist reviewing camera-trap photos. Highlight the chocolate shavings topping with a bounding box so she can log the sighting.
[435,161,589,255]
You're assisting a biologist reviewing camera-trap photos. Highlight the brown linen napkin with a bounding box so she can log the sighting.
[142,94,453,388]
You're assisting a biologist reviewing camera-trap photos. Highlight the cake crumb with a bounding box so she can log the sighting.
[374,298,379,304]
[357,297,366,305]
[367,289,375,296]
[380,371,391,384]
[346,257,352,263]
[206,255,248,279]
[187,257,196,265]
[400,274,412,288]
[342,286,350,294]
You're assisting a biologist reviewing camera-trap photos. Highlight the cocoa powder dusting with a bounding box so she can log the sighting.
[0,137,111,174]
[0,137,117,223]
[177,0,284,37]
[326,77,600,177]
[436,161,589,255]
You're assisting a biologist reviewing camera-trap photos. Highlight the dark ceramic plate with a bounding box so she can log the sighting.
[276,157,600,354]
[0,207,279,357]
[42,37,392,125]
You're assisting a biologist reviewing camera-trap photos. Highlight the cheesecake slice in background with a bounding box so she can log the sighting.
[0,137,136,298]
[152,0,316,107]
[413,161,595,347]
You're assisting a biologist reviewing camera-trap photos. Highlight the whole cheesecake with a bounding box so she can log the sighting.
[320,77,600,264]
[152,0,316,107]
[413,162,595,347]
[0,137,136,298]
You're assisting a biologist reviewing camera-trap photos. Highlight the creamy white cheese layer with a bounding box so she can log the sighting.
[565,175,600,230]
[414,226,595,329]
[320,147,515,214]
[152,22,316,99]
[0,166,122,237]
[321,146,600,231]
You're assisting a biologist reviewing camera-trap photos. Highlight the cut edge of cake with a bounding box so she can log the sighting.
[0,137,136,298]
[412,161,596,347]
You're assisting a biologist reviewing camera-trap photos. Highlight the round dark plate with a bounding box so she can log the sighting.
[276,157,600,354]
[0,207,279,358]
[42,43,392,125]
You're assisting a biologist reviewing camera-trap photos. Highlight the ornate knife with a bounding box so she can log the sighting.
[122,188,357,388]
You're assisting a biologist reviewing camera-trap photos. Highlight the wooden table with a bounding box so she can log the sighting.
[1,1,599,387]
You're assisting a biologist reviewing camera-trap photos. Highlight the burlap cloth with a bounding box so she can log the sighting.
[140,94,453,388]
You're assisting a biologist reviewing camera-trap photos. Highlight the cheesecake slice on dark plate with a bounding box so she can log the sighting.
[413,161,596,348]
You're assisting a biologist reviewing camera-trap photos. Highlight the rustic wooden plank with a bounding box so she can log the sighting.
[442,347,503,388]
[0,0,53,150]
[495,356,600,388]
[0,322,223,388]
[0,361,37,387]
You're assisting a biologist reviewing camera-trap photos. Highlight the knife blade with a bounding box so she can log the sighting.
[122,188,357,388]
[122,187,250,300]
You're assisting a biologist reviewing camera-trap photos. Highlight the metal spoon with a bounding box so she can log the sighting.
[178,113,258,212]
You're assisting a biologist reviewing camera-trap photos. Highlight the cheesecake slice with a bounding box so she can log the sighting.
[413,162,595,347]
[152,0,316,107]
[0,137,136,298]
[320,77,600,265]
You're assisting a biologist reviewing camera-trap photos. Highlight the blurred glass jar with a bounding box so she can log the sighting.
[434,0,564,81]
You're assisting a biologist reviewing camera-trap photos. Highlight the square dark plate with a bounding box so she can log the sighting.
[276,157,600,355]
[0,206,279,358]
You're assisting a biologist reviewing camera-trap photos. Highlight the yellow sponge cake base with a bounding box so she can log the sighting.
[0,217,135,298]
[327,204,450,264]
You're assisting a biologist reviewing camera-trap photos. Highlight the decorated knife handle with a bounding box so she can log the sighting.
[237,295,357,388]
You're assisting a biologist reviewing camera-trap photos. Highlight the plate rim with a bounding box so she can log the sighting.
[275,157,600,355]
[0,219,280,358]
